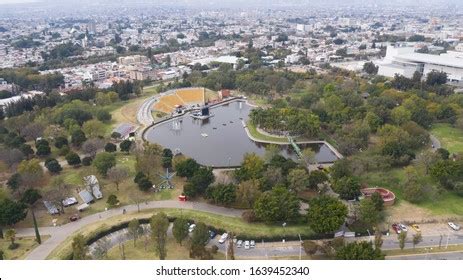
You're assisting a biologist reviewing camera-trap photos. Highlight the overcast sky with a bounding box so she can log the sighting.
[0,0,460,6]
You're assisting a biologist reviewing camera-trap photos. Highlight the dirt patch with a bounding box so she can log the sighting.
[386,200,454,224]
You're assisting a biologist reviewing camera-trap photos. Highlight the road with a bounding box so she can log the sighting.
[137,96,158,126]
[16,200,244,260]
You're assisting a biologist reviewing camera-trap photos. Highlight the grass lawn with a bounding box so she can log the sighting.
[246,122,289,143]
[0,236,48,260]
[360,168,463,217]
[16,152,184,228]
[431,123,463,154]
[385,244,463,257]
[47,208,314,259]
[106,237,225,260]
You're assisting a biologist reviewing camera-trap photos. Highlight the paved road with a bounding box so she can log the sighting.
[137,96,158,126]
[16,200,244,260]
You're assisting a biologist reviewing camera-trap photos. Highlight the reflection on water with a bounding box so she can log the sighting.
[145,101,338,167]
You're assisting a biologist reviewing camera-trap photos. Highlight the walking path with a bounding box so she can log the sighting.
[430,134,441,151]
[16,200,244,260]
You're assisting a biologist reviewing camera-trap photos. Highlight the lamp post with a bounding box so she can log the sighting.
[282,222,287,243]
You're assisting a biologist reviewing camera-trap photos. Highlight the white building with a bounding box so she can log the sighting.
[378,45,463,82]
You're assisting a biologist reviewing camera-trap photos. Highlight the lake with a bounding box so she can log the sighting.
[144,100,339,167]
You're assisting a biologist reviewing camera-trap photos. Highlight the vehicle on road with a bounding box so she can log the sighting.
[188,224,196,233]
[244,240,250,250]
[236,240,243,248]
[448,222,461,231]
[392,223,402,234]
[399,224,408,232]
[219,233,228,244]
[250,240,255,248]
[69,214,80,222]
[411,224,421,232]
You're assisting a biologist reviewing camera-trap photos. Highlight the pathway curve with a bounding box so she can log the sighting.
[16,200,244,260]
[430,134,441,151]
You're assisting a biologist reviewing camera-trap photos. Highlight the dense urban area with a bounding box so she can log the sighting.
[0,0,462,261]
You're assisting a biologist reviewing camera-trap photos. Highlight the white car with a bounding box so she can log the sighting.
[188,224,196,233]
[448,222,461,231]
[399,224,408,232]
[219,233,229,244]
[244,240,250,250]
[236,240,243,248]
[250,240,255,248]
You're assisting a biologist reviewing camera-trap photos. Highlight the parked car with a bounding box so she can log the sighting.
[69,214,80,222]
[209,230,217,239]
[219,233,229,244]
[188,224,196,233]
[448,222,461,231]
[392,223,402,234]
[244,240,250,250]
[236,240,243,248]
[250,240,255,248]
[399,224,408,232]
[411,224,421,232]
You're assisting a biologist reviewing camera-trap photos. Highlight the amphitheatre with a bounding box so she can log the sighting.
[153,87,217,114]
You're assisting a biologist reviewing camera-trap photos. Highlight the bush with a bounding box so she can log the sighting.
[137,177,153,192]
[104,143,117,153]
[45,158,62,174]
[107,194,119,207]
[96,110,112,122]
[65,152,81,166]
[8,243,19,250]
[119,140,132,153]
[241,210,257,223]
[82,156,93,166]
[54,136,68,149]
[302,240,318,255]
[111,132,121,140]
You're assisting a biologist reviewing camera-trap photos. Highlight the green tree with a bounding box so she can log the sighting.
[65,152,81,166]
[150,212,169,260]
[82,120,106,138]
[128,219,141,247]
[287,168,310,192]
[175,158,200,178]
[398,231,407,250]
[172,217,189,245]
[307,170,329,189]
[92,152,116,176]
[0,199,27,238]
[235,153,265,181]
[236,179,262,208]
[71,129,86,147]
[332,176,361,200]
[190,222,211,259]
[119,140,133,153]
[335,241,384,260]
[45,158,62,174]
[205,184,237,206]
[106,194,119,207]
[5,229,16,249]
[253,186,300,223]
[359,199,382,228]
[105,142,117,153]
[374,229,383,249]
[412,233,422,248]
[307,196,347,234]
[72,234,88,260]
[371,192,384,212]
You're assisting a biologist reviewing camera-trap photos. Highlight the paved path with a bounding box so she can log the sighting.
[430,134,441,151]
[17,200,244,260]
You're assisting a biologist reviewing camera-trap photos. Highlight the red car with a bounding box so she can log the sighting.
[392,223,402,234]
[70,214,80,222]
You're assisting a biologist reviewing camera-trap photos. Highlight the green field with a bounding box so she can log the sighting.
[106,237,225,260]
[246,122,289,143]
[360,168,463,216]
[431,123,463,154]
[47,208,314,259]
[0,236,48,260]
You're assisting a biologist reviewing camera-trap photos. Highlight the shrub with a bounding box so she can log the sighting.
[241,210,257,223]
[82,156,93,166]
[104,143,117,153]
